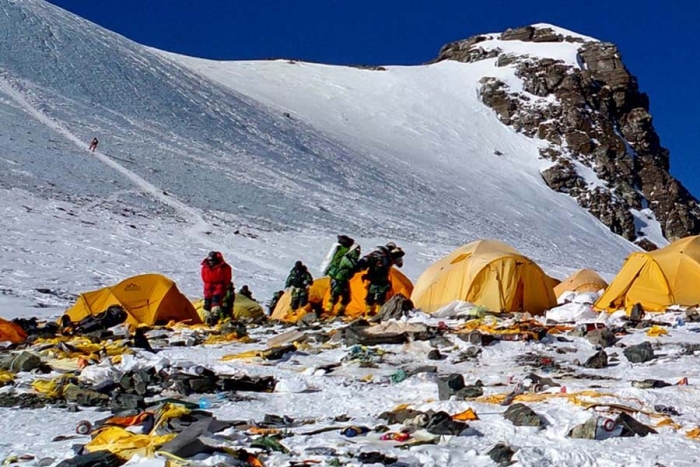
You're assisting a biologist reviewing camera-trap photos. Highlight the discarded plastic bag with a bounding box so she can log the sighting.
[85,426,175,460]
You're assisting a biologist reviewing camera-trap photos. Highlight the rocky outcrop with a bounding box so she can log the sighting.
[435,25,700,247]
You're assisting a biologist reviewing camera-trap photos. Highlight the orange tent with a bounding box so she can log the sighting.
[554,269,608,297]
[65,274,201,326]
[0,317,27,344]
[324,268,413,319]
[272,269,414,322]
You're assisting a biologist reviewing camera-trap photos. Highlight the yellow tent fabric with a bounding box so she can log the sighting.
[411,239,557,315]
[232,295,265,320]
[65,274,201,326]
[193,295,265,321]
[0,317,27,344]
[271,277,330,322]
[595,236,700,313]
[272,270,414,322]
[554,268,608,297]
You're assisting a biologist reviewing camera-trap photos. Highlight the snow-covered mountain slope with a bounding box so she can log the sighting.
[0,0,637,314]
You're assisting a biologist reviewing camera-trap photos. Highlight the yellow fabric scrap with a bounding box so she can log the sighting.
[687,427,700,439]
[477,390,621,405]
[656,417,681,430]
[455,318,560,341]
[0,371,14,385]
[361,374,374,382]
[32,375,71,399]
[45,358,81,372]
[393,403,411,411]
[152,403,191,432]
[203,333,251,345]
[647,326,669,337]
[85,427,176,460]
[221,350,261,361]
[452,408,479,421]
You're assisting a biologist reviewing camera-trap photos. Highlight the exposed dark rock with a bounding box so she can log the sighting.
[371,294,414,322]
[425,411,468,435]
[501,26,535,42]
[616,412,657,437]
[56,451,125,467]
[0,392,47,409]
[487,443,516,466]
[568,417,601,439]
[623,341,655,363]
[64,384,110,407]
[0,351,43,372]
[435,23,700,245]
[584,350,608,369]
[631,379,671,389]
[454,384,484,399]
[109,393,145,413]
[437,373,465,400]
[503,403,546,428]
[586,328,617,348]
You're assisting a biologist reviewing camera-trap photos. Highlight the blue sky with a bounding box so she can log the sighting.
[49,0,699,197]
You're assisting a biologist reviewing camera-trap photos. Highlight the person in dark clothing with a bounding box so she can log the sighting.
[324,235,361,316]
[354,243,405,315]
[89,137,99,152]
[221,282,236,320]
[285,261,313,312]
[201,251,233,325]
[239,285,254,300]
[267,290,285,315]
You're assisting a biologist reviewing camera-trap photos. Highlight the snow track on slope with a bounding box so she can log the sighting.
[0,76,215,247]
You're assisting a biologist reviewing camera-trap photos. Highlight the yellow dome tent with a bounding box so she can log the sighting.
[411,239,557,315]
[595,236,700,313]
[554,269,608,297]
[65,274,201,326]
[272,269,414,322]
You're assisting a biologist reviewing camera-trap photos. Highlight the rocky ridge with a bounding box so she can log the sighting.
[435,24,700,248]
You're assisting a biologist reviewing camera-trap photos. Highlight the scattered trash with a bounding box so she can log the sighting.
[340,426,370,437]
[75,420,92,435]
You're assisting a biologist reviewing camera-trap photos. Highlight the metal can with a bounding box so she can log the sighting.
[75,420,92,435]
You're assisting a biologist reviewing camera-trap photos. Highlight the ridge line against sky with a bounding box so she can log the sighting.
[46,0,700,197]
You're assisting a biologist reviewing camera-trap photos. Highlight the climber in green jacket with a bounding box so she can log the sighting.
[285,261,314,312]
[323,235,361,316]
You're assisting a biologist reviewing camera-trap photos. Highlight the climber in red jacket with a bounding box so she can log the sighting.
[201,251,232,324]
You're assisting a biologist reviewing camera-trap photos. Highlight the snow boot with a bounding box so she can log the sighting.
[336,304,347,317]
[324,301,335,315]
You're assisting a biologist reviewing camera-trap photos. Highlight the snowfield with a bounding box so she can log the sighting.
[2,0,695,465]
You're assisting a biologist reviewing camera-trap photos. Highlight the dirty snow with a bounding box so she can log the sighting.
[1,1,692,465]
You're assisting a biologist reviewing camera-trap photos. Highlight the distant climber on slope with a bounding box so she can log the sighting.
[89,137,98,152]
[354,242,405,315]
[201,251,232,325]
[285,261,313,313]
[323,235,361,317]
